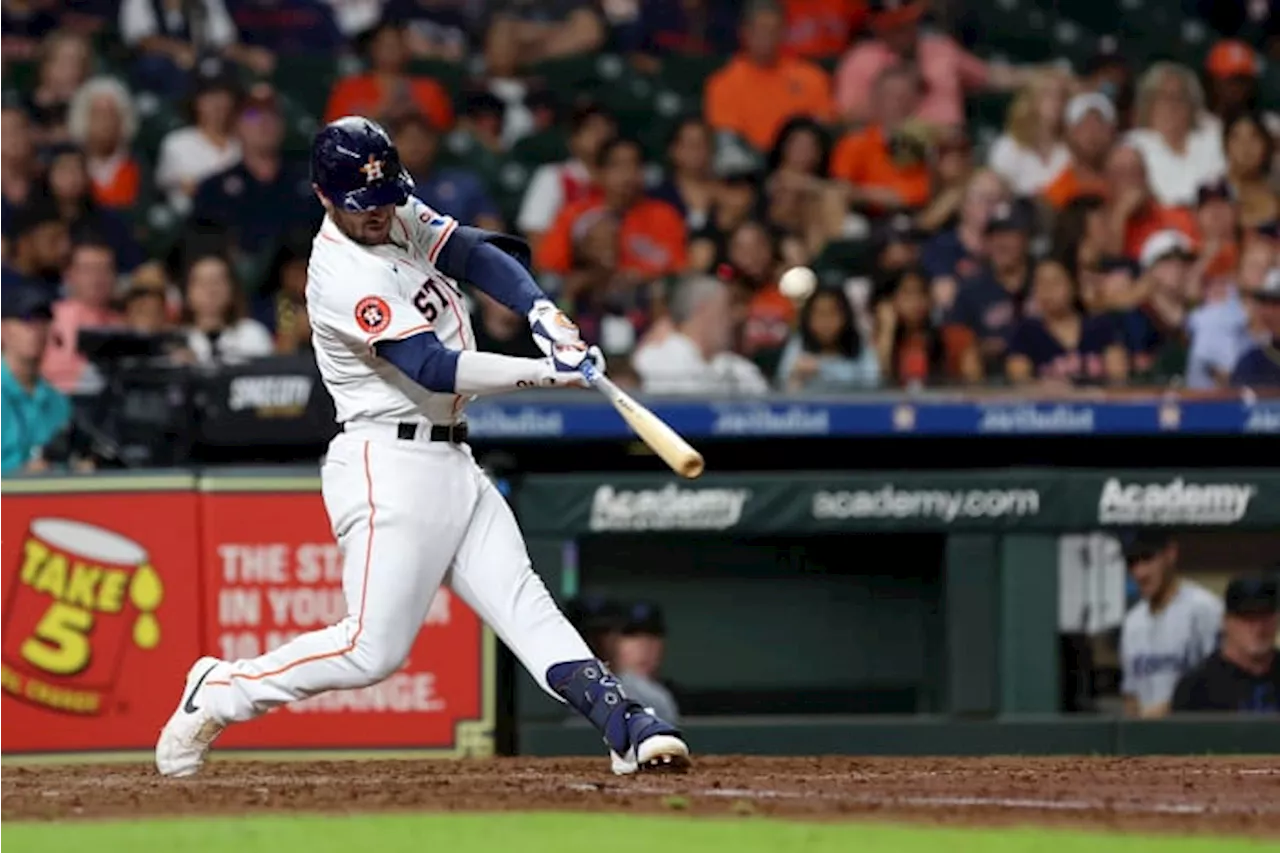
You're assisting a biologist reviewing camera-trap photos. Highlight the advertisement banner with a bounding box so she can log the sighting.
[199,486,494,754]
[1,482,203,751]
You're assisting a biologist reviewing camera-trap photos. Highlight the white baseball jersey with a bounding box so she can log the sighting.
[1120,580,1223,710]
[306,196,475,426]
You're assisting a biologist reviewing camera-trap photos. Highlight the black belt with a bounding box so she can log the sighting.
[343,422,469,443]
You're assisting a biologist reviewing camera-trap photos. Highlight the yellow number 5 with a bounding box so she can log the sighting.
[21,603,93,675]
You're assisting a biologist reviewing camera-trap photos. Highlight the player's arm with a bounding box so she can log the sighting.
[375,331,602,396]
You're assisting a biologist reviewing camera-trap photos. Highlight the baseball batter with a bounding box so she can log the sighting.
[156,117,689,777]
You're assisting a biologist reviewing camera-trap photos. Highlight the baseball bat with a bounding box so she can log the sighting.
[579,360,705,479]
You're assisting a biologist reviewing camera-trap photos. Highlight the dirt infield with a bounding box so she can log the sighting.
[5,756,1280,835]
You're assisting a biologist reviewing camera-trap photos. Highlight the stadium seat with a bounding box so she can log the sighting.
[656,55,725,99]
[510,128,569,167]
[271,55,339,122]
[812,238,874,277]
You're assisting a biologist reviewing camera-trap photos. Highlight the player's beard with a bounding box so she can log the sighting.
[337,207,394,245]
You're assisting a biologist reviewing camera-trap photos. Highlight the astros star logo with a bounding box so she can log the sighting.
[361,302,384,326]
[360,155,385,184]
[354,295,392,334]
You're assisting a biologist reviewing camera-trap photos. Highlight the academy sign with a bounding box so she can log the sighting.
[1097,477,1257,526]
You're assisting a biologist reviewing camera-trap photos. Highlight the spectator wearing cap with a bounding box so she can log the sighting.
[485,0,606,65]
[633,275,770,394]
[1,287,70,475]
[1223,112,1280,230]
[1125,63,1226,209]
[611,601,680,724]
[228,0,343,56]
[155,60,244,212]
[1230,267,1280,387]
[776,286,879,391]
[614,0,739,68]
[1,103,41,222]
[323,19,454,131]
[564,594,627,663]
[66,77,141,210]
[1119,531,1223,719]
[41,144,144,273]
[780,0,867,60]
[1102,145,1197,261]
[517,100,615,245]
[3,198,71,298]
[536,137,687,284]
[988,69,1071,198]
[1124,229,1200,375]
[1186,238,1275,388]
[24,30,92,145]
[1006,257,1127,386]
[947,201,1033,375]
[920,169,1009,301]
[1204,40,1264,127]
[1193,179,1240,284]
[41,238,125,393]
[190,83,321,257]
[1042,93,1117,211]
[121,0,274,97]
[391,113,503,232]
[830,65,930,215]
[1173,574,1279,714]
[834,0,1031,129]
[704,0,834,153]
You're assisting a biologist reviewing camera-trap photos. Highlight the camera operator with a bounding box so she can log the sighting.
[1,287,70,474]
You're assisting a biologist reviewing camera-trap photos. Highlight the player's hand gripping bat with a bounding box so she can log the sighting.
[578,360,705,479]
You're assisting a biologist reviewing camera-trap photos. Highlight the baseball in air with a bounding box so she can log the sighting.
[779,266,818,300]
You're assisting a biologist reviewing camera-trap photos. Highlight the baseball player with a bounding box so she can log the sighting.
[156,117,689,777]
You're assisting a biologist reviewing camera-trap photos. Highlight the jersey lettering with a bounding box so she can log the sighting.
[413,281,445,323]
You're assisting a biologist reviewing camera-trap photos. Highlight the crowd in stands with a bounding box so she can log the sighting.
[5,0,1280,470]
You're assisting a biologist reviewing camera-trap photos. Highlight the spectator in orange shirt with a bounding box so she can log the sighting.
[66,78,141,210]
[782,0,867,60]
[704,0,834,152]
[535,137,687,281]
[721,219,796,366]
[324,19,454,131]
[1103,145,1198,261]
[831,65,931,213]
[834,0,1029,128]
[1042,93,1118,211]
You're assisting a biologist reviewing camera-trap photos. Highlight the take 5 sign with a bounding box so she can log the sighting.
[1,475,495,757]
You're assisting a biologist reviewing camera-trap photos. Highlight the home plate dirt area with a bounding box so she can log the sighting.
[5,756,1280,835]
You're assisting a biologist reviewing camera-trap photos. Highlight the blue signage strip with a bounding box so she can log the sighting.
[462,397,1280,440]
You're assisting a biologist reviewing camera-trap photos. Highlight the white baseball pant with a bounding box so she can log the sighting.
[202,426,592,723]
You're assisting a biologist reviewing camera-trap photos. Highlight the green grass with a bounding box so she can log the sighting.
[5,813,1277,853]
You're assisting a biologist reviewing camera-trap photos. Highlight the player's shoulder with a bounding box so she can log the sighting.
[1179,580,1224,615]
[309,225,397,287]
[1122,600,1151,633]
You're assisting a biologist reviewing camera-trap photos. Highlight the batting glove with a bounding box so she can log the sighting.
[527,298,583,358]
[538,345,606,388]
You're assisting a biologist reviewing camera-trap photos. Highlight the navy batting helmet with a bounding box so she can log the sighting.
[310,116,414,212]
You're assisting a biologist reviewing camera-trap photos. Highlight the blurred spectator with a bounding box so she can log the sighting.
[324,19,454,129]
[1194,179,1240,283]
[1005,258,1128,387]
[831,65,929,214]
[156,60,244,212]
[252,229,312,354]
[875,265,980,387]
[988,69,1070,198]
[722,219,794,365]
[1,103,41,224]
[554,209,643,354]
[387,0,477,61]
[450,90,509,156]
[1128,230,1199,375]
[180,254,273,364]
[633,274,769,394]
[915,127,975,232]
[781,0,865,60]
[611,601,680,724]
[228,0,343,56]
[1173,574,1279,714]
[42,238,124,393]
[776,286,879,391]
[121,268,173,335]
[190,83,320,257]
[616,0,738,65]
[1223,112,1280,229]
[536,137,687,281]
[473,15,541,148]
[1,286,69,474]
[121,0,274,95]
[41,144,145,273]
[470,290,544,358]
[761,116,845,259]
[66,77,141,210]
[1101,145,1196,260]
[651,117,718,231]
[322,0,385,37]
[1119,531,1224,719]
[1204,41,1263,124]
[392,113,502,230]
[1042,93,1117,211]
[947,201,1032,376]
[1079,39,1134,129]
[517,99,615,243]
[4,197,71,297]
[1231,267,1280,387]
[688,167,760,273]
[487,0,606,65]
[24,30,93,145]
[834,0,1027,128]
[704,0,833,152]
[1125,63,1225,208]
[920,168,1008,299]
[564,593,626,664]
[1,0,60,60]
[1186,238,1276,388]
